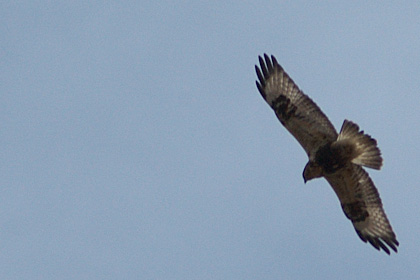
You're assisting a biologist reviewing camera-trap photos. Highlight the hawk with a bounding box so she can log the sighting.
[255,54,398,254]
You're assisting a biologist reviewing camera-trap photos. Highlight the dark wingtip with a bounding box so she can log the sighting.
[257,55,264,70]
[255,65,264,85]
[256,81,266,99]
[255,54,282,101]
[377,240,391,255]
[271,55,279,67]
[263,53,273,73]
[258,55,268,78]
[356,229,399,255]
[370,237,398,255]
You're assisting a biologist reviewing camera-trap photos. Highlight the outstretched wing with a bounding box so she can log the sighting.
[325,164,399,254]
[255,54,337,156]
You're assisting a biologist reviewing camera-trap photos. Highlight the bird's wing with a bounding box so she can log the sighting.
[256,54,337,157]
[324,164,399,254]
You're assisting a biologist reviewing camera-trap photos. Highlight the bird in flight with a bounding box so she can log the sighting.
[255,54,398,254]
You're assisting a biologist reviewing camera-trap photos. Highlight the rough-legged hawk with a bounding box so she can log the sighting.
[255,54,398,254]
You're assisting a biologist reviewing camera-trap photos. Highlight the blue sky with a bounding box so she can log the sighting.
[1,1,420,279]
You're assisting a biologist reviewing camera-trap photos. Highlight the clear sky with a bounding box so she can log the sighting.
[1,1,420,279]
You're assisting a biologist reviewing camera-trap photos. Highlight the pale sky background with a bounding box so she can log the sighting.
[1,1,420,279]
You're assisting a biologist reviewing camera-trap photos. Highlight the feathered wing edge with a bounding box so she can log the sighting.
[328,165,399,254]
[255,54,338,156]
[350,166,398,254]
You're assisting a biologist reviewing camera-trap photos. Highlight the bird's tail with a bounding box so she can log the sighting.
[336,120,383,170]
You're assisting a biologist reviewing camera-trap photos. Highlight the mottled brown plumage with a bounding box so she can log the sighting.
[255,54,398,254]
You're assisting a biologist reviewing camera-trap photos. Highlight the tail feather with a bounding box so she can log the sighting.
[337,120,383,169]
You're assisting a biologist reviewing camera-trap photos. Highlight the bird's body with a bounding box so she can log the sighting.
[255,54,398,254]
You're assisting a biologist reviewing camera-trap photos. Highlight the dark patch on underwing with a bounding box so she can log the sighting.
[342,201,369,223]
[271,95,296,121]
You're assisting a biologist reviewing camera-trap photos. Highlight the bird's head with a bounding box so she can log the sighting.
[303,161,323,183]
